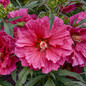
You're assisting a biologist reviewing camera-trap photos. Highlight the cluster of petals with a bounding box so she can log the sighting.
[62,63,82,79]
[62,63,82,74]
[66,11,86,67]
[0,29,18,75]
[15,16,73,73]
[0,0,10,8]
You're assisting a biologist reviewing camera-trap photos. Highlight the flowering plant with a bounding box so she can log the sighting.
[0,0,86,86]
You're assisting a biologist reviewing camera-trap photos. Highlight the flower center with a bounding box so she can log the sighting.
[72,35,82,42]
[40,41,47,49]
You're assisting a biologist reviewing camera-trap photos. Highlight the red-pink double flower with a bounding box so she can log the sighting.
[15,16,73,73]
[0,30,18,75]
[66,11,86,67]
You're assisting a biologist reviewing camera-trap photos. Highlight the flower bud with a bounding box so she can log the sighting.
[47,0,57,9]
[7,3,14,12]
[0,8,7,18]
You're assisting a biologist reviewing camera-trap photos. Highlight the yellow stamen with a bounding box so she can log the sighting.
[72,35,82,42]
[40,41,47,49]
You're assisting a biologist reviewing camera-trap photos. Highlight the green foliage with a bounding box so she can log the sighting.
[24,75,46,86]
[49,14,55,31]
[73,18,77,27]
[56,76,80,86]
[16,22,25,27]
[0,19,3,30]
[84,64,86,77]
[7,16,22,22]
[57,69,84,82]
[3,16,23,37]
[16,67,33,86]
[73,18,86,28]
[0,6,8,19]
[4,22,15,37]
[58,0,67,5]
[0,81,13,86]
[47,0,58,9]
[25,1,38,9]
[69,0,86,5]
[44,77,55,86]
[77,19,86,25]
[7,3,15,12]
[11,69,17,83]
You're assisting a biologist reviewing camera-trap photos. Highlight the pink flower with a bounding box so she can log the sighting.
[15,16,73,73]
[60,3,80,13]
[0,0,10,8]
[66,11,86,67]
[0,30,18,75]
[31,14,37,20]
[7,8,37,39]
[66,27,86,67]
[7,8,37,24]
[70,11,86,26]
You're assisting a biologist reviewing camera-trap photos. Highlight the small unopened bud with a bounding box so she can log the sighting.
[47,0,57,9]
[56,0,58,2]
[0,9,7,18]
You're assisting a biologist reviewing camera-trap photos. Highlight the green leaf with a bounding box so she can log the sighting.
[69,2,77,5]
[16,0,21,7]
[44,77,55,86]
[8,16,22,22]
[77,19,86,25]
[11,69,17,83]
[4,22,16,37]
[73,81,86,86]
[73,18,77,27]
[16,67,33,86]
[69,0,86,5]
[24,75,46,86]
[56,76,80,86]
[10,0,18,6]
[0,81,13,86]
[58,69,84,82]
[0,23,3,30]
[25,1,38,9]
[16,22,25,27]
[49,72,56,79]
[49,14,55,31]
[44,4,50,10]
[37,11,46,18]
[37,1,45,9]
[84,64,86,77]
[0,19,2,22]
[78,25,86,28]
[0,19,3,30]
